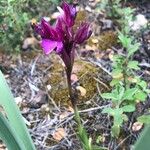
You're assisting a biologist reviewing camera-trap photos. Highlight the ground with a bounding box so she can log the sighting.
[0,0,150,150]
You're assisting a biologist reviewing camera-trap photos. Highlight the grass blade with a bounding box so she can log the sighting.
[133,125,150,150]
[0,70,36,150]
[0,112,26,150]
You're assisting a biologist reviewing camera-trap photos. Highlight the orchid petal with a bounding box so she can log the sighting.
[41,19,59,40]
[56,41,63,53]
[75,23,92,44]
[61,1,77,27]
[57,6,65,17]
[41,39,57,55]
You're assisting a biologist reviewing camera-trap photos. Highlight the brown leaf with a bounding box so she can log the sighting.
[59,112,69,120]
[53,128,66,141]
[67,106,74,113]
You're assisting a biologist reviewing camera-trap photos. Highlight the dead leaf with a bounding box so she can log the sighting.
[59,111,69,120]
[132,122,143,132]
[53,128,66,142]
[76,86,86,96]
[67,106,74,113]
[108,51,114,61]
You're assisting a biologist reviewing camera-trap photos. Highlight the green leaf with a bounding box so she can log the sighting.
[75,107,92,150]
[128,43,140,57]
[123,88,138,100]
[118,86,125,101]
[112,71,123,79]
[0,112,25,150]
[111,125,120,138]
[133,125,150,150]
[128,61,140,70]
[0,71,36,150]
[78,126,91,150]
[110,79,120,86]
[138,80,147,90]
[102,107,114,115]
[118,31,131,48]
[134,90,147,102]
[113,108,123,125]
[101,93,117,101]
[92,145,108,150]
[137,115,150,124]
[121,105,135,112]
[122,114,128,122]
[112,68,122,75]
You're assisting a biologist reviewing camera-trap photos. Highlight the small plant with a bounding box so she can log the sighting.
[97,0,135,34]
[97,0,123,19]
[101,10,149,138]
[0,0,30,53]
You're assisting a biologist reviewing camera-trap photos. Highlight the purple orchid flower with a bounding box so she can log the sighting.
[33,1,92,107]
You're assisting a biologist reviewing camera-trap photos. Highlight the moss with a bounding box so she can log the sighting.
[21,51,39,60]
[47,59,108,105]
[49,62,64,85]
[88,31,118,50]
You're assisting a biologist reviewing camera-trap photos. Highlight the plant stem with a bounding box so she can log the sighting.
[74,106,82,128]
[66,67,76,108]
[65,67,91,149]
[122,59,128,90]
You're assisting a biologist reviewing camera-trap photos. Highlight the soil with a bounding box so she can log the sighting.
[0,1,150,150]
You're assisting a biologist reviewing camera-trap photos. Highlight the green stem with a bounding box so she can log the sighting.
[74,106,91,150]
[66,66,76,108]
[122,59,128,90]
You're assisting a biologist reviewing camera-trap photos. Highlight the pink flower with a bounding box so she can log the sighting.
[33,1,92,69]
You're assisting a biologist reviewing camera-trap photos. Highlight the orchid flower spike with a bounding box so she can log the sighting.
[33,1,92,68]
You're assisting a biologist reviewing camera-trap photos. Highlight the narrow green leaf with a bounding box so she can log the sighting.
[111,125,120,138]
[118,31,131,48]
[0,71,36,150]
[0,112,26,150]
[128,43,140,57]
[101,93,117,101]
[92,145,108,150]
[133,125,150,150]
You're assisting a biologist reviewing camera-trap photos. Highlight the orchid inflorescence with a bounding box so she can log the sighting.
[34,1,92,107]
